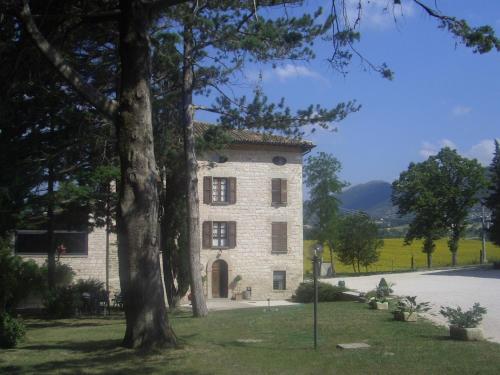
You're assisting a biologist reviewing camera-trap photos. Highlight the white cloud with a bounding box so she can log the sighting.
[246,64,326,84]
[274,64,322,81]
[419,138,498,165]
[465,139,497,165]
[344,0,416,30]
[451,105,472,116]
[419,139,457,159]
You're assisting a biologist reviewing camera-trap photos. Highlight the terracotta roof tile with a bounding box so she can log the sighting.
[194,121,315,152]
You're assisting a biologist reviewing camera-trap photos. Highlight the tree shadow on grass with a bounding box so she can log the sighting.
[26,321,118,329]
[4,339,210,375]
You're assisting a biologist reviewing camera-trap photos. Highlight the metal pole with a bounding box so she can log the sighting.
[313,253,318,350]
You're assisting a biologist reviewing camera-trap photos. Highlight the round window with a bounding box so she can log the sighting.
[272,156,287,166]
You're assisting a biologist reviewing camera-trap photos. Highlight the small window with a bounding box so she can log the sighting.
[212,178,228,203]
[273,156,287,166]
[271,179,287,206]
[212,222,228,247]
[273,271,286,290]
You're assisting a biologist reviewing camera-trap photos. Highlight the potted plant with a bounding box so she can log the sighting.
[369,296,389,310]
[393,296,430,322]
[368,278,394,310]
[231,275,243,300]
[376,278,394,297]
[440,303,487,341]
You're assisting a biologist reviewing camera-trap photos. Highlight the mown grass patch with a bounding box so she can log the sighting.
[2,303,500,374]
[304,238,500,274]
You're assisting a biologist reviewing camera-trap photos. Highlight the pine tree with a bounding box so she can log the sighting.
[486,140,500,245]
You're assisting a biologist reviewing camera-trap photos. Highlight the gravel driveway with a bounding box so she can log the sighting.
[324,266,500,343]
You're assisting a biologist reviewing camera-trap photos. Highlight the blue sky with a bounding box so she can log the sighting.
[196,0,500,186]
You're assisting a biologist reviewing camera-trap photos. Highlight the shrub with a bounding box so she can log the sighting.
[0,313,26,348]
[393,296,431,316]
[40,261,76,289]
[293,282,347,303]
[43,286,79,318]
[440,303,487,328]
[74,278,108,313]
[0,239,43,312]
[375,278,394,299]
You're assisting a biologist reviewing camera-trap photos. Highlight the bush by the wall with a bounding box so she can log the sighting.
[40,261,76,289]
[74,278,108,313]
[43,286,79,318]
[0,239,43,313]
[293,282,347,303]
[0,313,26,348]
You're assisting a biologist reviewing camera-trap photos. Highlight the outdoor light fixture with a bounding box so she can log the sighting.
[312,242,323,350]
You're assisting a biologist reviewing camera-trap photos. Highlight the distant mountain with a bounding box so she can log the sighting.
[337,181,405,223]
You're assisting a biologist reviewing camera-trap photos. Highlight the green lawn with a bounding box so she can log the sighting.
[2,303,500,374]
[304,238,500,274]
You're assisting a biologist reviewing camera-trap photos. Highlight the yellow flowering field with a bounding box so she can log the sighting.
[304,238,500,274]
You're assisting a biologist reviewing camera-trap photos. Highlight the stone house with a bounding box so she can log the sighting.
[15,124,313,301]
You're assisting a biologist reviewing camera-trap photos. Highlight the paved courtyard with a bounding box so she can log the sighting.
[324,266,500,343]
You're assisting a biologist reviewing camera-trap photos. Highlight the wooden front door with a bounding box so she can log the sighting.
[212,260,228,298]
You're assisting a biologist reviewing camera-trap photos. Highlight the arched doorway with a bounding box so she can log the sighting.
[212,259,228,298]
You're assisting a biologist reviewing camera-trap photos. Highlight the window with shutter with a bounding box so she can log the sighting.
[271,222,287,253]
[202,221,212,248]
[204,177,237,205]
[271,178,287,206]
[273,271,286,290]
[210,221,236,249]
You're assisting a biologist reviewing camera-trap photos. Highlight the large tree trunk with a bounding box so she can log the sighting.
[117,0,175,349]
[427,253,432,268]
[182,20,208,317]
[46,151,56,290]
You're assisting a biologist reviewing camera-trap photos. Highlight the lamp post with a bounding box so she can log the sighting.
[313,243,323,350]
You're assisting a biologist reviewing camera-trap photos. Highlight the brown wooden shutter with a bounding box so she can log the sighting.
[228,221,236,248]
[272,222,287,253]
[202,221,212,249]
[203,176,212,204]
[228,177,237,204]
[280,179,287,205]
[280,223,288,253]
[271,178,281,205]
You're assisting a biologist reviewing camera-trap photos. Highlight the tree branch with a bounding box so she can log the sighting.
[17,2,119,121]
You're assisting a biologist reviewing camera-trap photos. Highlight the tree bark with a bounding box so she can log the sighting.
[182,19,208,317]
[46,144,55,290]
[116,0,175,349]
[426,253,432,269]
[18,0,177,350]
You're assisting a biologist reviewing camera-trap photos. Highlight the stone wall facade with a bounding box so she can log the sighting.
[18,144,306,302]
[19,228,121,295]
[199,145,304,300]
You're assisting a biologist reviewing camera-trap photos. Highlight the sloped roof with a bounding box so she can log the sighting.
[194,122,315,152]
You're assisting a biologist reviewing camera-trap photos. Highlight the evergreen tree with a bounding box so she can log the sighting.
[486,140,500,246]
[304,152,348,274]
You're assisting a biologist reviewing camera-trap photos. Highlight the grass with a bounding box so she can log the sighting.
[2,303,500,374]
[304,238,500,274]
